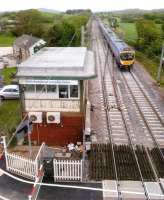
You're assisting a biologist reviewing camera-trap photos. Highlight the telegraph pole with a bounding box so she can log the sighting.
[157,44,164,84]
[81,26,85,47]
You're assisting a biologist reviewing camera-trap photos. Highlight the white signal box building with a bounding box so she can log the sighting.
[16,47,95,145]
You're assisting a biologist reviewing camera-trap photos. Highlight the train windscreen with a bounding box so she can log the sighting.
[120,52,134,61]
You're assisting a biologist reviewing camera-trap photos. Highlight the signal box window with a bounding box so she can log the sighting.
[36,85,46,93]
[47,85,57,93]
[26,85,35,92]
[59,85,68,98]
[70,85,78,98]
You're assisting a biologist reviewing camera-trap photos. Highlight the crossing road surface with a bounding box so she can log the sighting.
[37,183,103,200]
[0,157,103,200]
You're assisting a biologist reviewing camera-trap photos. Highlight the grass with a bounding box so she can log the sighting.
[0,67,21,144]
[0,100,21,141]
[0,34,15,47]
[135,51,164,86]
[118,23,138,43]
[2,67,17,84]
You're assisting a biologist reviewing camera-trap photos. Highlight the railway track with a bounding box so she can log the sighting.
[98,22,155,199]
[119,70,164,175]
[91,20,121,198]
[89,18,164,199]
[90,19,144,199]
[121,71,164,149]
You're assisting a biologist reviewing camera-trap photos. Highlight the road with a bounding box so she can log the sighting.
[0,157,102,200]
[37,183,102,200]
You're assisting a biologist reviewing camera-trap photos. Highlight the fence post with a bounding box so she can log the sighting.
[81,26,85,47]
[81,160,83,182]
[157,44,164,84]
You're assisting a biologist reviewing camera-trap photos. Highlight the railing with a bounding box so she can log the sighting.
[54,159,83,181]
[6,153,37,180]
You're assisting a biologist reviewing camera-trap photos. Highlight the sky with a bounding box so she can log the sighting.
[0,0,164,12]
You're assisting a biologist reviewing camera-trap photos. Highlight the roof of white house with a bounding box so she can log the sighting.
[13,34,46,49]
[16,47,96,80]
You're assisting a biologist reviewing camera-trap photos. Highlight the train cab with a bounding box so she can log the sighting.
[16,47,96,146]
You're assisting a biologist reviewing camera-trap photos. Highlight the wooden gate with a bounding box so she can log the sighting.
[6,153,36,180]
[53,159,83,181]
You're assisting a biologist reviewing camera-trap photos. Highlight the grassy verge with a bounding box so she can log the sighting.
[0,34,15,47]
[2,67,17,84]
[0,67,21,145]
[0,100,21,143]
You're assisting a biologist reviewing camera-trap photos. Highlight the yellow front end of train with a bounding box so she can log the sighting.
[120,51,135,69]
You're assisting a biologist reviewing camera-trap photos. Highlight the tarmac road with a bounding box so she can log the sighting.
[0,158,103,200]
[37,183,102,200]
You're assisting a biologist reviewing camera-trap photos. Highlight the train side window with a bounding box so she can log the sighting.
[59,85,68,98]
[47,85,57,93]
[70,85,78,98]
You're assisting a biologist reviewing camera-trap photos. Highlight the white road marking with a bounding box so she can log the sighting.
[0,170,4,176]
[0,195,10,200]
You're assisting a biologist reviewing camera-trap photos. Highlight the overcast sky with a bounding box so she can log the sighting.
[0,0,164,12]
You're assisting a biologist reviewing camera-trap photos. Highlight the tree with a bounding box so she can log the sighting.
[136,19,162,57]
[46,14,89,47]
[12,9,44,37]
[46,20,76,46]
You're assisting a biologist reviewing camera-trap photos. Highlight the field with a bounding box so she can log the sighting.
[0,34,15,47]
[119,23,137,43]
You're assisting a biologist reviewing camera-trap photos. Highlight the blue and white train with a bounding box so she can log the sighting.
[99,20,135,70]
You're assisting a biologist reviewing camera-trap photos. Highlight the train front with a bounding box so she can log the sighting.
[119,49,135,70]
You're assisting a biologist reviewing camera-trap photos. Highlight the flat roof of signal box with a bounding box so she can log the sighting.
[17,47,96,80]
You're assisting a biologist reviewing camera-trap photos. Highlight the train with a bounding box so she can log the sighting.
[99,20,135,70]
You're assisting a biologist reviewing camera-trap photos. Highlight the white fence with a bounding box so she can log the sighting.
[54,159,83,181]
[6,142,46,180]
[6,153,37,180]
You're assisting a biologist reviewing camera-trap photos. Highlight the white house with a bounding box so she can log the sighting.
[13,34,46,64]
